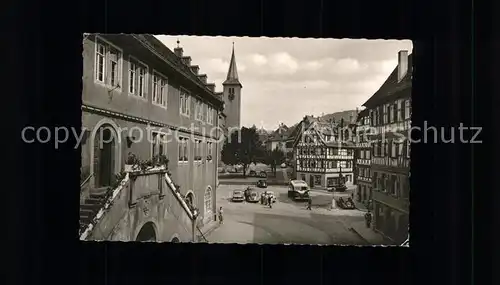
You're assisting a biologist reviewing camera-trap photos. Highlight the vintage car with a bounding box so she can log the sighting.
[246,191,260,203]
[328,184,348,192]
[288,180,310,201]
[256,179,268,188]
[231,190,245,202]
[249,170,267,178]
[337,197,355,209]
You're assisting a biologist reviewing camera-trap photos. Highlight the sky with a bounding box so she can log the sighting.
[155,35,412,130]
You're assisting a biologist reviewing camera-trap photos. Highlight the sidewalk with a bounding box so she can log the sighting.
[349,221,390,245]
[353,200,369,212]
[196,219,220,242]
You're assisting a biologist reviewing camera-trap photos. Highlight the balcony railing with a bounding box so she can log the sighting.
[356,176,372,183]
[326,168,353,173]
[356,159,371,165]
[356,142,371,148]
[80,167,195,241]
[326,155,354,160]
[371,156,409,168]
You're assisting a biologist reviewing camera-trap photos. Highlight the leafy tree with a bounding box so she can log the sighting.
[265,147,286,177]
[221,127,265,178]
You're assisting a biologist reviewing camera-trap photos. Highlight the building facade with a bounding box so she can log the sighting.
[80,34,227,228]
[353,108,372,205]
[292,116,355,189]
[363,50,412,243]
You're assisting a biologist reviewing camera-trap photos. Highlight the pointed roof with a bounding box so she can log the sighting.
[223,43,242,86]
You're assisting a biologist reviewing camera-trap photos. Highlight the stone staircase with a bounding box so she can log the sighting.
[79,187,108,234]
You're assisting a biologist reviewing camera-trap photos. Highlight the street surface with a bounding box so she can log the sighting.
[206,184,368,245]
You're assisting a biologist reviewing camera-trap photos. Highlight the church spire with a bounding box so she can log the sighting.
[223,43,241,86]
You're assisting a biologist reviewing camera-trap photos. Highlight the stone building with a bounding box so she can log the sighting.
[79,34,232,241]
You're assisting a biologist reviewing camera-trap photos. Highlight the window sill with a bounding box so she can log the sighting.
[128,93,148,101]
[180,113,190,118]
[178,161,189,165]
[153,103,168,109]
[94,80,123,93]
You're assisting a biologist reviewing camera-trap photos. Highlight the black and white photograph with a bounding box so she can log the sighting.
[79,34,412,246]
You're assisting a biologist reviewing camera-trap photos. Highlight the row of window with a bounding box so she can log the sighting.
[372,172,409,198]
[151,132,214,163]
[358,149,371,159]
[372,139,411,158]
[297,147,353,156]
[357,167,371,178]
[299,160,353,169]
[370,99,411,127]
[94,37,215,124]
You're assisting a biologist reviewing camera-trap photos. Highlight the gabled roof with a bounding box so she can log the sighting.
[122,34,224,107]
[362,53,413,107]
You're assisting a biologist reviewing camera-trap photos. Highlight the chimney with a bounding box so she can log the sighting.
[197,74,207,84]
[206,83,215,92]
[190,65,199,75]
[398,50,409,82]
[174,47,184,57]
[181,56,192,66]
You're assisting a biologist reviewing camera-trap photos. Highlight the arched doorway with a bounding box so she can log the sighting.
[204,186,213,217]
[93,124,118,188]
[136,222,156,242]
[89,119,122,189]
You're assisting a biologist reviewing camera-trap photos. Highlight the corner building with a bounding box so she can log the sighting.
[292,116,355,189]
[363,50,412,243]
[80,34,231,228]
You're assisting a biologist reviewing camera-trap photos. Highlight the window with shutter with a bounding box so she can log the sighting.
[393,103,398,123]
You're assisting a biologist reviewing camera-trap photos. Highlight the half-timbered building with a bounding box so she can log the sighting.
[362,50,412,243]
[292,116,355,189]
[353,108,372,205]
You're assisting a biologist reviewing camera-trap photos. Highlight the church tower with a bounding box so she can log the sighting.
[222,43,242,130]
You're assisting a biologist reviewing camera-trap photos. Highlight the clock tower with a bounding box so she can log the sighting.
[222,43,242,131]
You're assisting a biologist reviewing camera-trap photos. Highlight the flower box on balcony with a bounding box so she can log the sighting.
[124,164,137,172]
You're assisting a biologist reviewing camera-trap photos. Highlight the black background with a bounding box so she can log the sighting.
[5,0,495,284]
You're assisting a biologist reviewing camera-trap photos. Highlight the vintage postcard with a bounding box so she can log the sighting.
[79,34,412,246]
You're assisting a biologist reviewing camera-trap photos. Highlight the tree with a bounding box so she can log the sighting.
[221,127,265,178]
[265,147,286,177]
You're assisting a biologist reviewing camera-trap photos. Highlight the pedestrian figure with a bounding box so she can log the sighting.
[307,197,312,210]
[268,195,272,208]
[365,211,372,228]
[218,207,224,224]
[331,197,336,210]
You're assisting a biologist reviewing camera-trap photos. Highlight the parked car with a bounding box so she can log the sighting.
[288,180,310,201]
[256,179,268,188]
[337,197,355,209]
[246,191,260,203]
[231,190,245,202]
[249,170,257,177]
[262,190,277,203]
[259,171,267,178]
[328,184,347,192]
